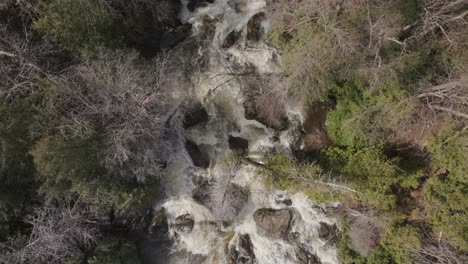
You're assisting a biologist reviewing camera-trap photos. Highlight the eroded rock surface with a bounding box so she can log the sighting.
[253,208,293,239]
[174,214,195,233]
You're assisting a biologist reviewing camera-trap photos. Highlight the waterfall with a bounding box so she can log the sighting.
[154,1,341,263]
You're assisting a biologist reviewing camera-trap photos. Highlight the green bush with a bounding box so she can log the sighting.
[327,79,375,147]
[424,128,468,250]
[326,78,410,148]
[30,135,158,214]
[323,144,424,211]
[400,0,423,24]
[33,0,122,55]
[67,234,140,264]
[339,221,421,264]
[262,154,347,203]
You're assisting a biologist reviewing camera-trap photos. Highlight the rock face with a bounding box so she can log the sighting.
[149,208,169,236]
[243,98,289,131]
[222,30,242,48]
[228,136,249,152]
[318,222,339,244]
[187,0,215,12]
[174,214,195,233]
[296,247,322,264]
[185,140,210,168]
[228,234,256,264]
[184,103,209,129]
[253,209,293,239]
[192,180,249,225]
[247,12,266,41]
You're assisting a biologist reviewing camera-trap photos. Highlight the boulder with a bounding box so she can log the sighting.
[187,0,215,12]
[247,12,266,41]
[227,234,256,264]
[253,208,293,239]
[174,214,195,233]
[185,140,210,168]
[184,103,209,128]
[222,30,242,48]
[243,98,289,131]
[192,180,249,225]
[228,136,249,152]
[318,222,339,244]
[275,198,292,207]
[296,247,322,264]
[149,208,169,238]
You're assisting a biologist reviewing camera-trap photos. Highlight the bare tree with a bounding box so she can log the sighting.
[418,78,468,120]
[0,9,73,100]
[418,0,468,41]
[243,74,290,129]
[1,202,98,264]
[409,231,466,264]
[40,49,188,181]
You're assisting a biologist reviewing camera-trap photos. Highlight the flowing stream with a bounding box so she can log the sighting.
[153,1,341,263]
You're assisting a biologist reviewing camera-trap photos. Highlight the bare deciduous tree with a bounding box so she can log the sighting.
[41,49,187,181]
[243,74,290,129]
[418,0,468,41]
[1,202,98,264]
[418,78,468,120]
[408,231,466,264]
[0,11,72,100]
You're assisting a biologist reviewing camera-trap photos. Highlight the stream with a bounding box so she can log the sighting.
[150,0,341,263]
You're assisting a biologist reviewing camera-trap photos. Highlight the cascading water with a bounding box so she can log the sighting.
[155,1,341,263]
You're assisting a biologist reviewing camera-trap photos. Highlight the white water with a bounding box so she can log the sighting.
[157,1,341,263]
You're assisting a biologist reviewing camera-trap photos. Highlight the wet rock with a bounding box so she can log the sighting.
[222,30,242,48]
[295,103,332,160]
[289,231,301,242]
[184,103,209,128]
[187,0,215,12]
[324,204,347,219]
[228,234,256,264]
[174,214,195,233]
[228,136,249,152]
[296,247,322,264]
[185,140,210,168]
[318,222,339,245]
[149,208,169,238]
[275,198,292,207]
[193,180,249,225]
[247,12,266,41]
[168,250,207,264]
[243,98,289,131]
[253,208,293,239]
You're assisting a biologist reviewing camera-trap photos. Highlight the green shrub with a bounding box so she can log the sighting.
[400,0,423,24]
[30,135,158,214]
[327,79,375,147]
[327,78,410,148]
[67,234,140,264]
[323,144,425,211]
[339,221,421,264]
[33,0,122,55]
[424,127,468,250]
[323,145,399,210]
[262,154,347,203]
